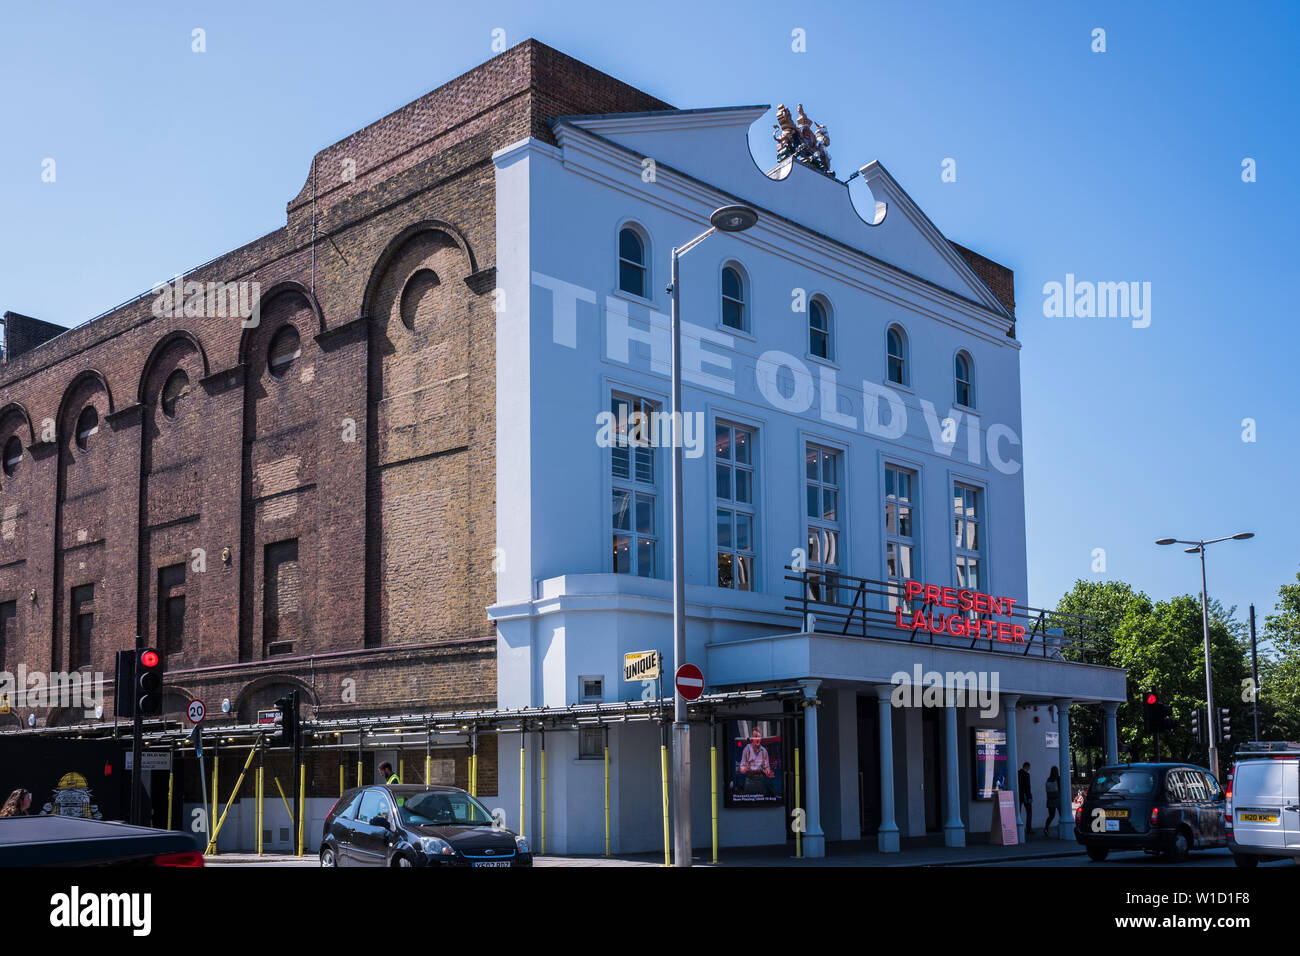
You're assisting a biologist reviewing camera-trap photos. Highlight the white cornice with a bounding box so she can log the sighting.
[545,125,1019,346]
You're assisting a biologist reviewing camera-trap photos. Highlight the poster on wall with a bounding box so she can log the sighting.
[723,720,784,808]
[971,728,1008,800]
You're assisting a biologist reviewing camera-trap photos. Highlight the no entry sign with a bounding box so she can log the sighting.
[675,664,705,701]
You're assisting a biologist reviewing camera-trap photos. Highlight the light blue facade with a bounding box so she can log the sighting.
[488,105,1125,856]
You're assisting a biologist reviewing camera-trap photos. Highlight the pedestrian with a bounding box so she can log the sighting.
[1043,765,1061,837]
[1018,762,1033,836]
[379,762,399,785]
[0,788,33,818]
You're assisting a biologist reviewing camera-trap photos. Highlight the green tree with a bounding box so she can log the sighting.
[1054,580,1147,773]
[1113,594,1250,768]
[1259,566,1300,740]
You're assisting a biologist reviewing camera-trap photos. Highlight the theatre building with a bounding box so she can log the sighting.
[0,41,1126,856]
[489,69,1127,855]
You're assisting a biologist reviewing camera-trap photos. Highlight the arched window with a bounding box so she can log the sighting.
[955,351,974,408]
[618,226,646,298]
[809,297,832,359]
[721,265,745,331]
[75,406,99,450]
[268,325,301,380]
[2,435,21,477]
[161,369,190,419]
[887,326,907,385]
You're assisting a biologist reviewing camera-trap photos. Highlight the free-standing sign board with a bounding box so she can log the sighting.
[989,789,1019,845]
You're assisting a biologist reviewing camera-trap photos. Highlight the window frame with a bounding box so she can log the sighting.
[886,325,909,387]
[952,481,983,594]
[954,349,975,409]
[160,368,190,420]
[609,390,661,579]
[720,262,748,333]
[883,462,920,611]
[808,295,833,362]
[2,435,22,477]
[804,441,845,604]
[578,675,604,704]
[714,420,758,592]
[267,325,302,381]
[616,223,650,300]
[74,405,99,450]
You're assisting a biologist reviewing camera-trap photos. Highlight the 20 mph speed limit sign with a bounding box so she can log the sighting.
[186,699,206,724]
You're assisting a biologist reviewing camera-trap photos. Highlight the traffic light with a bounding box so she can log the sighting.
[273,691,298,747]
[1190,707,1201,744]
[1219,707,1232,744]
[115,649,136,718]
[135,648,162,715]
[1142,691,1160,733]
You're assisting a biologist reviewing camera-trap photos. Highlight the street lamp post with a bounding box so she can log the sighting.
[1155,531,1254,779]
[668,204,758,868]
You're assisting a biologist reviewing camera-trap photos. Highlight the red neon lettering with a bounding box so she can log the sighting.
[940,586,957,608]
[958,589,974,611]
[973,592,988,613]
[996,622,1012,642]
[923,584,942,606]
[905,580,923,601]
[1012,624,1026,643]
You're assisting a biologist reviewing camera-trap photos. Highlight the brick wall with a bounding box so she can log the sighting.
[0,39,672,759]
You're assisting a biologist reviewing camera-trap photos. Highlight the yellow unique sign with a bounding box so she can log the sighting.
[623,650,662,682]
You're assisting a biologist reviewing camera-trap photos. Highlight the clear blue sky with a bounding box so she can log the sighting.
[2,0,1296,628]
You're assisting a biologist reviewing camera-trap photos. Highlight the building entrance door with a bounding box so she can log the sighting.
[922,709,942,832]
[856,695,880,835]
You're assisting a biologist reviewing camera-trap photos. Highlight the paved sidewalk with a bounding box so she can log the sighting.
[203,837,1085,867]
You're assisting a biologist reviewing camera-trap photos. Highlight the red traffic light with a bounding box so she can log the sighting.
[1145,692,1158,705]
[140,649,160,669]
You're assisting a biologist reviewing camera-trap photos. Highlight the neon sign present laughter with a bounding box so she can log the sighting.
[893,580,1027,644]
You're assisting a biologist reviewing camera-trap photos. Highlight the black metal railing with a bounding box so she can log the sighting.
[784,566,1106,663]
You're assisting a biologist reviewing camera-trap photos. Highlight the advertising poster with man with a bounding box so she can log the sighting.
[724,720,784,807]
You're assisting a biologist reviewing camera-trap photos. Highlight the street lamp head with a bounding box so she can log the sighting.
[1184,546,1201,554]
[709,204,758,233]
[1155,538,1177,546]
[1232,532,1255,540]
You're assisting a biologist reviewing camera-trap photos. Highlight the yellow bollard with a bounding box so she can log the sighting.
[357,753,363,787]
[297,761,306,857]
[272,776,293,821]
[206,745,257,855]
[470,753,478,797]
[211,748,219,856]
[398,756,404,784]
[518,741,526,838]
[425,753,431,787]
[339,758,344,797]
[167,766,174,831]
[603,731,611,858]
[256,759,264,857]
[540,734,547,855]
[710,741,719,864]
[660,743,671,866]
[794,747,802,859]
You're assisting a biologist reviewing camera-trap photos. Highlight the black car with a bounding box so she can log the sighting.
[0,815,204,867]
[1074,763,1226,862]
[320,784,532,867]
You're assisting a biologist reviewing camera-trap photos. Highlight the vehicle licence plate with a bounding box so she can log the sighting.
[1239,812,1277,823]
[472,860,511,867]
[1106,808,1128,818]
[1105,819,1120,831]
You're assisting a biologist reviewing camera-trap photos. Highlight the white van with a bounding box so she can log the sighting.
[1226,742,1300,867]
